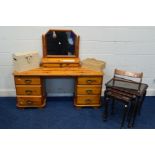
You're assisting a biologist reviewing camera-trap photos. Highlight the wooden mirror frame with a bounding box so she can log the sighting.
[42,29,80,58]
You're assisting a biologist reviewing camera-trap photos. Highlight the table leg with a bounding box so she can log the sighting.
[138,91,146,115]
[120,104,128,128]
[103,91,109,121]
[128,98,137,128]
[111,98,115,115]
[127,101,134,122]
[128,97,140,128]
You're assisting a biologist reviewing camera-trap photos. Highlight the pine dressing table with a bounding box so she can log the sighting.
[13,30,104,108]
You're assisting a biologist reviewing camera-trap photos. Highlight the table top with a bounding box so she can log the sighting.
[13,67,103,77]
[106,78,148,96]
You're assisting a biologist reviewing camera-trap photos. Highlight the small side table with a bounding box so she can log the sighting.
[103,78,148,128]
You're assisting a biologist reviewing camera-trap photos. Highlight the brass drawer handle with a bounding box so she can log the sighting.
[85,99,92,103]
[86,80,96,84]
[87,80,93,84]
[86,90,93,94]
[25,90,33,95]
[60,64,68,67]
[24,79,32,84]
[26,100,33,105]
[62,64,68,67]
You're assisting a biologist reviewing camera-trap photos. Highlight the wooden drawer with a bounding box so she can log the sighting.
[16,85,42,95]
[17,96,44,107]
[77,77,102,85]
[61,63,79,67]
[15,76,41,85]
[42,63,60,67]
[77,85,101,95]
[76,95,100,105]
[42,63,79,67]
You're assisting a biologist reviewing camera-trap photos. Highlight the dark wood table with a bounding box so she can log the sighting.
[104,78,148,128]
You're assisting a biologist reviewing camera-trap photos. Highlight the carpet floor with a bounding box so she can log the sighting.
[0,97,154,129]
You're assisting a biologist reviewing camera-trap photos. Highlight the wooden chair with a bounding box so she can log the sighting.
[103,69,147,128]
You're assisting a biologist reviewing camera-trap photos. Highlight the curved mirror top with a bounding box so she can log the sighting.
[44,30,78,56]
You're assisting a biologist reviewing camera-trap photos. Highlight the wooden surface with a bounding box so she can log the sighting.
[14,66,103,108]
[76,95,100,105]
[14,67,103,108]
[15,76,41,84]
[42,63,80,68]
[74,76,103,107]
[41,57,80,68]
[17,96,46,108]
[15,75,46,108]
[77,77,103,85]
[77,85,101,95]
[41,57,80,64]
[114,69,143,78]
[16,85,42,95]
[13,67,103,77]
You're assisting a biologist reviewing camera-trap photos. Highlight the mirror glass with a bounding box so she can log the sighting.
[45,30,77,56]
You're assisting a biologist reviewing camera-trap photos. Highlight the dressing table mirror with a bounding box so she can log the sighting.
[41,29,80,67]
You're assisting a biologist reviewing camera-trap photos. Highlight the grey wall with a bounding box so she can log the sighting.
[0,26,155,96]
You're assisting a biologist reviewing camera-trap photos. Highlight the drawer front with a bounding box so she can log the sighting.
[61,63,79,67]
[15,76,41,85]
[16,85,42,95]
[17,96,43,106]
[42,63,79,67]
[77,85,101,95]
[76,95,100,105]
[42,63,60,67]
[77,77,102,85]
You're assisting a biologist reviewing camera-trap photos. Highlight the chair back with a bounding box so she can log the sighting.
[113,69,143,91]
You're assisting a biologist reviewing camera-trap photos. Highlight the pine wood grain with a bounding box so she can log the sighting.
[77,77,102,85]
[42,63,80,68]
[15,76,41,84]
[41,57,80,63]
[76,95,101,105]
[17,96,46,107]
[16,85,42,95]
[13,67,103,76]
[77,85,101,95]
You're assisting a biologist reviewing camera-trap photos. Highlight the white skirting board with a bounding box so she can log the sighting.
[0,89,155,97]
